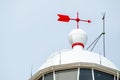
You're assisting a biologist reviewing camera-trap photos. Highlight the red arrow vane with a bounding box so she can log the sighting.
[57,13,91,23]
[57,14,70,22]
[57,12,91,29]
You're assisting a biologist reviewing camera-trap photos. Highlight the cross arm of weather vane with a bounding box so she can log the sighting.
[57,12,91,29]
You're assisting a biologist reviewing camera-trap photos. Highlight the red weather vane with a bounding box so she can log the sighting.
[57,12,91,29]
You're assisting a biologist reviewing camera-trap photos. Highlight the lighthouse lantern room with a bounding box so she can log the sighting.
[29,13,120,80]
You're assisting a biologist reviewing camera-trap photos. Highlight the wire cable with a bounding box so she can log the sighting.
[87,33,103,50]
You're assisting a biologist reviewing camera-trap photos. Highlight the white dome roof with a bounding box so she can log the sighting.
[39,49,119,70]
[38,29,119,71]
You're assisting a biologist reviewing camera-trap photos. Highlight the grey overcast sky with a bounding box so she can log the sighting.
[0,0,120,80]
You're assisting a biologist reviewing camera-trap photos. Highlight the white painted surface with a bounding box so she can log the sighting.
[39,48,119,70]
[69,29,88,47]
[39,29,119,71]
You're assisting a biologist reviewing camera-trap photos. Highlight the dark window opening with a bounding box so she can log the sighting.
[38,77,42,80]
[44,72,53,80]
[79,68,92,80]
[94,70,114,80]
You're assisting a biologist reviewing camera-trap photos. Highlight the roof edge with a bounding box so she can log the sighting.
[29,62,120,80]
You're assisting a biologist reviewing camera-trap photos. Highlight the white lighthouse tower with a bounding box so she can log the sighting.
[29,14,120,80]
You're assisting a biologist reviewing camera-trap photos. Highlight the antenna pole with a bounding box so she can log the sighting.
[99,52,101,64]
[31,65,33,78]
[102,12,106,57]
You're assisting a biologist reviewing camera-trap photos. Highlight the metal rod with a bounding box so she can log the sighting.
[102,12,106,57]
[31,65,33,78]
[87,33,103,50]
